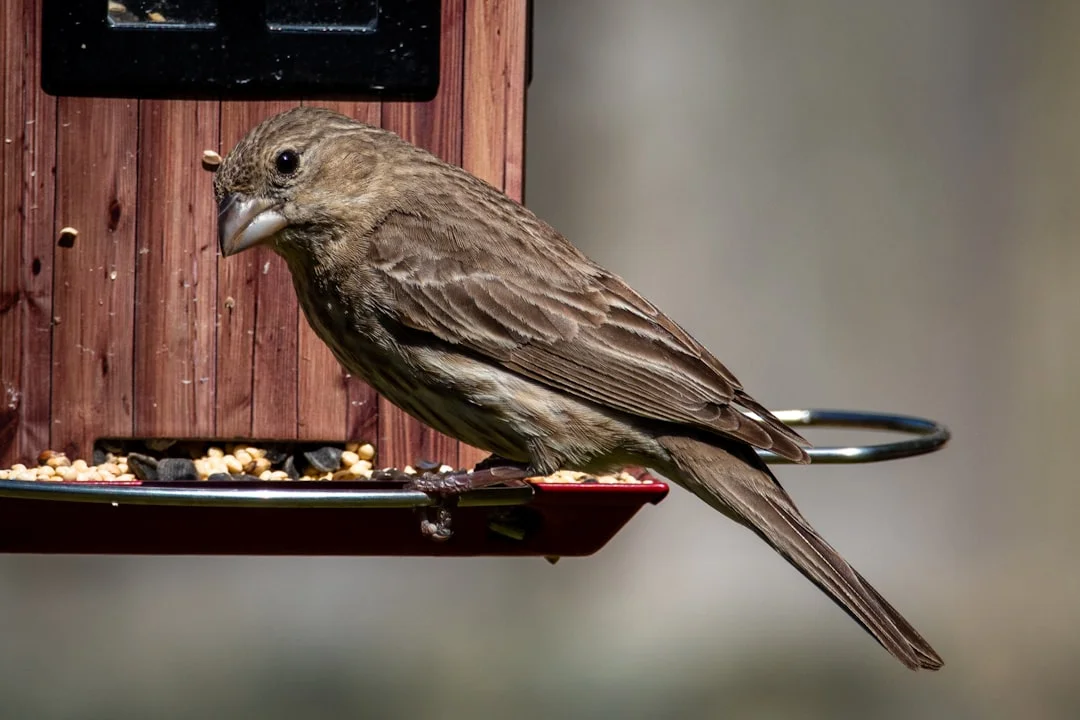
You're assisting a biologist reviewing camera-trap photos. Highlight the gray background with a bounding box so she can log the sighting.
[2,1,1075,717]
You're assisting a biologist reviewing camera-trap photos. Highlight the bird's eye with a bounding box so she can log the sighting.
[275,150,299,175]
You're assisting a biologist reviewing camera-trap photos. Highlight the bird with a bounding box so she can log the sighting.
[213,106,943,670]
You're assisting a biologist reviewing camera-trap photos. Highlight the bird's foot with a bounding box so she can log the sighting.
[403,457,532,497]
[405,457,534,542]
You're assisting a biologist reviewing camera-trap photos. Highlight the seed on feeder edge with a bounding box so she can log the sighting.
[253,457,272,475]
[126,453,159,481]
[340,450,360,468]
[282,456,301,480]
[262,445,288,464]
[157,458,199,482]
[223,454,243,474]
[38,449,62,465]
[348,461,372,477]
[304,446,343,473]
[357,443,375,461]
[414,459,441,473]
[234,448,254,471]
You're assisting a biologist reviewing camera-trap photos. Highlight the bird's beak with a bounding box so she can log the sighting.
[217,193,288,257]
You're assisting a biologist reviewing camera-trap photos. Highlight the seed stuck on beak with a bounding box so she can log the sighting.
[217,194,288,256]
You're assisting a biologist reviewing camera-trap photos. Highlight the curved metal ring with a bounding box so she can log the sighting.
[758,409,951,464]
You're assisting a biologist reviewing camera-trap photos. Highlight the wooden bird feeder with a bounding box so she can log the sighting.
[0,0,676,558]
[1,1,949,558]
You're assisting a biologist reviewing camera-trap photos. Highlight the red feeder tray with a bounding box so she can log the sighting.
[0,476,670,558]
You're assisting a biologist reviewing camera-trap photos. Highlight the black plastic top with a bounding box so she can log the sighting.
[41,0,441,100]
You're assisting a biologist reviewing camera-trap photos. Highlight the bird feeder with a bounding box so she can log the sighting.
[1,1,949,559]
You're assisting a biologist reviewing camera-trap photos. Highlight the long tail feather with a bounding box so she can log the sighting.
[657,434,943,671]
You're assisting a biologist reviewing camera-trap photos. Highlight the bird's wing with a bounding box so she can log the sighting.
[368,208,809,462]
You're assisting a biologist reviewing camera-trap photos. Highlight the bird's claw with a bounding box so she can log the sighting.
[418,506,455,542]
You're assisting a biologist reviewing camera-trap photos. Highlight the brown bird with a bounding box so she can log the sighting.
[214,106,943,670]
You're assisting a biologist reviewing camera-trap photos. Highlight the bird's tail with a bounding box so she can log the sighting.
[656,434,943,671]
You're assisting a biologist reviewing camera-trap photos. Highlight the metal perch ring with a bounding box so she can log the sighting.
[758,409,950,464]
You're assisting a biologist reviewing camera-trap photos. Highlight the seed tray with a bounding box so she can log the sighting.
[0,409,949,558]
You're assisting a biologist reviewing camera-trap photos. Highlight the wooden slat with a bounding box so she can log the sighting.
[1,0,56,465]
[294,101,382,446]
[503,0,529,203]
[216,101,298,439]
[133,101,220,438]
[378,0,466,470]
[457,0,530,470]
[51,97,139,458]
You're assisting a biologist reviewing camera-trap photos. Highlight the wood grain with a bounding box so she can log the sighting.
[51,97,139,458]
[503,0,529,203]
[378,0,466,470]
[295,101,382,445]
[0,3,527,470]
[458,0,530,470]
[0,0,56,465]
[133,101,220,438]
[216,101,298,439]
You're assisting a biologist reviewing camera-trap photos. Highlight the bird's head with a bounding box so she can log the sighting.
[214,106,391,259]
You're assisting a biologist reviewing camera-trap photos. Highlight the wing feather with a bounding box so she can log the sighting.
[369,208,809,462]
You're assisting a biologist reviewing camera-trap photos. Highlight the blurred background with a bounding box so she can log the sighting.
[2,1,1077,717]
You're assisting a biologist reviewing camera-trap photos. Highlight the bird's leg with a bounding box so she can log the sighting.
[404,454,532,496]
[405,455,534,542]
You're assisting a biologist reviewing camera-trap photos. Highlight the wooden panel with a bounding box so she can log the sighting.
[295,101,382,445]
[133,101,220,438]
[1,1,527,472]
[51,97,139,458]
[503,0,529,203]
[216,101,299,439]
[458,0,530,470]
[0,0,56,465]
[378,0,466,470]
